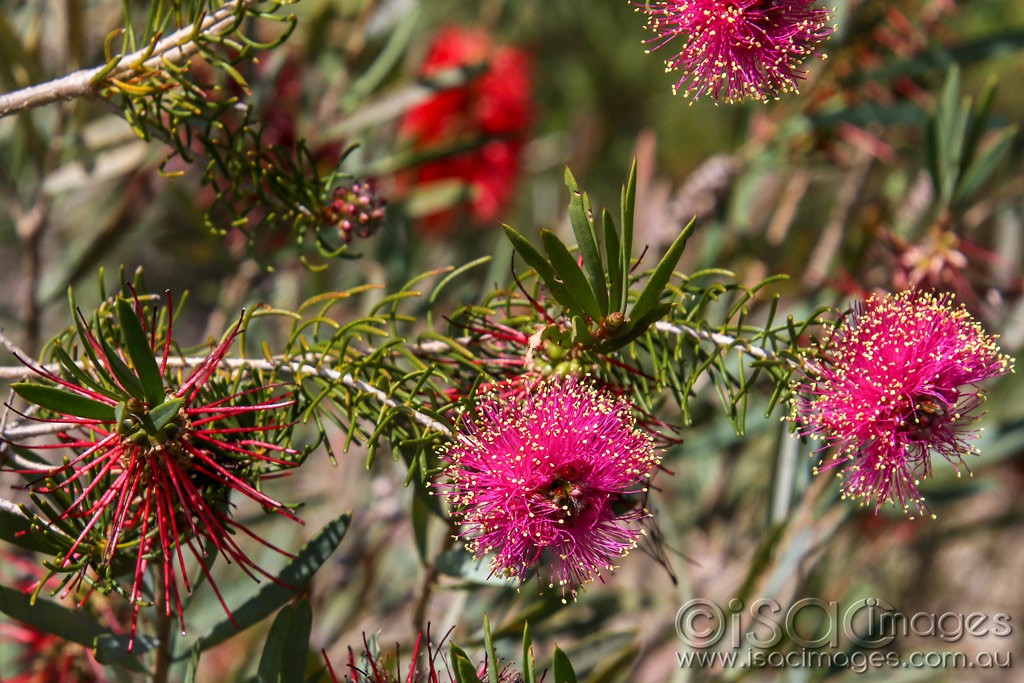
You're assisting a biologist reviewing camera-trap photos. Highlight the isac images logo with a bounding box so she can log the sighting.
[674,598,1013,673]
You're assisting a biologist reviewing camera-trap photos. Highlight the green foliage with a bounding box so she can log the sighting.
[191,512,350,655]
[926,67,1017,215]
[0,1,1021,682]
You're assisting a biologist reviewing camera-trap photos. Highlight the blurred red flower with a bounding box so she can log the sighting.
[398,26,532,234]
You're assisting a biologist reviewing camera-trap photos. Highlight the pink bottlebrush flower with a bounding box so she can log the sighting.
[438,376,660,598]
[638,0,834,103]
[792,290,1013,516]
[10,297,302,645]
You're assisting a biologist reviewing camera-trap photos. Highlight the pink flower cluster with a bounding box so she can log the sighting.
[438,377,660,597]
[793,291,1013,516]
[638,0,833,103]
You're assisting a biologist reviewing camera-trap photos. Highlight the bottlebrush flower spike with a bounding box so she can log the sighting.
[397,25,532,233]
[438,376,660,598]
[0,550,112,683]
[638,0,834,103]
[792,290,1013,517]
[8,293,303,646]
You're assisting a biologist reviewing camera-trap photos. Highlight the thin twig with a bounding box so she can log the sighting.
[0,321,798,443]
[0,352,453,439]
[653,321,775,362]
[0,1,251,119]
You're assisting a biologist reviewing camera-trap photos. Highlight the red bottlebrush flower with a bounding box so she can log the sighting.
[438,376,660,598]
[0,623,108,683]
[0,552,109,679]
[792,291,1013,516]
[638,0,834,103]
[324,627,520,683]
[0,551,112,682]
[398,26,532,233]
[10,296,303,645]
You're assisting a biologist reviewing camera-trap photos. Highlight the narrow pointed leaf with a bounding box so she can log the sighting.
[98,335,146,401]
[148,398,185,433]
[257,605,293,682]
[630,216,696,322]
[451,643,484,683]
[185,642,202,683]
[52,343,121,401]
[192,513,350,655]
[0,501,62,554]
[955,125,1017,208]
[961,77,998,171]
[551,646,578,683]
[503,225,578,312]
[0,584,109,648]
[12,382,115,421]
[925,115,941,197]
[279,600,313,683]
[565,167,608,315]
[570,315,596,346]
[257,599,313,683]
[619,159,637,310]
[522,622,537,683]
[603,209,623,313]
[483,614,500,683]
[412,486,431,564]
[116,298,165,406]
[69,289,109,386]
[541,229,603,321]
[94,634,156,668]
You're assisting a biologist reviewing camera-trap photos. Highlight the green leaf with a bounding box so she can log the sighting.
[522,621,538,683]
[412,486,431,564]
[12,382,115,421]
[192,513,351,655]
[0,502,62,554]
[630,216,696,322]
[570,315,596,346]
[603,209,623,314]
[184,641,202,683]
[116,297,165,406]
[51,343,121,402]
[435,547,515,587]
[619,159,637,312]
[147,397,184,434]
[954,125,1017,208]
[451,642,484,683]
[565,167,608,316]
[93,634,157,669]
[69,289,111,388]
[0,584,109,649]
[483,614,500,683]
[257,599,313,683]
[961,76,998,172]
[934,67,968,205]
[541,229,603,321]
[551,646,578,683]
[98,334,146,402]
[503,225,579,313]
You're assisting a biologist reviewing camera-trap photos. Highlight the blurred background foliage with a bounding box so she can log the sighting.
[0,0,1022,681]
